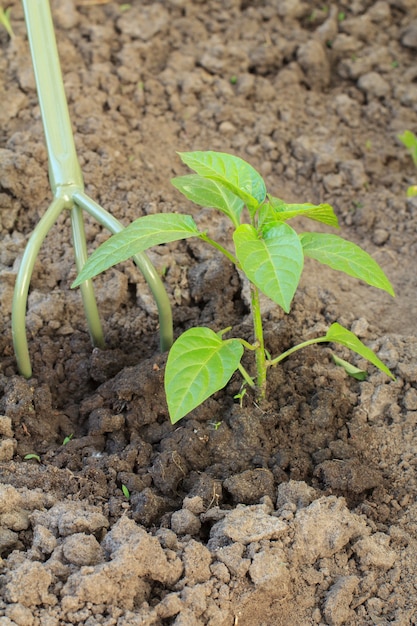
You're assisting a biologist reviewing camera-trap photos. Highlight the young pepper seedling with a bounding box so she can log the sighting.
[74,151,395,423]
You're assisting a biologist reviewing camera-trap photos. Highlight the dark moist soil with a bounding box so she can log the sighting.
[1,1,417,624]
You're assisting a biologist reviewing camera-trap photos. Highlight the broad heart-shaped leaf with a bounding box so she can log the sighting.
[178,151,266,214]
[165,327,243,424]
[73,213,200,286]
[171,174,244,227]
[266,196,339,228]
[300,232,395,296]
[233,223,303,313]
[325,323,394,379]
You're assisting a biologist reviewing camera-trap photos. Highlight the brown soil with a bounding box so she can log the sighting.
[1,1,417,624]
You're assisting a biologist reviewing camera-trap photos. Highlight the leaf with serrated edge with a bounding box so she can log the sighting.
[165,327,243,423]
[178,151,266,212]
[325,323,394,379]
[233,223,303,313]
[300,232,394,296]
[267,196,339,228]
[73,214,200,286]
[171,175,244,227]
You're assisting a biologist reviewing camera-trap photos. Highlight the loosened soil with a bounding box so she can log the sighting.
[1,1,417,624]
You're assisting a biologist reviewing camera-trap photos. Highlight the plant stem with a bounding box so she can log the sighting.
[237,338,258,351]
[251,284,267,400]
[237,363,256,388]
[199,233,239,266]
[268,335,330,367]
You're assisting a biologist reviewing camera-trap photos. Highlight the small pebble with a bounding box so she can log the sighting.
[372,228,389,245]
[170,509,201,535]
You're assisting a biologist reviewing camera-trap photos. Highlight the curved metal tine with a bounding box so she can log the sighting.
[12,196,67,378]
[70,204,105,348]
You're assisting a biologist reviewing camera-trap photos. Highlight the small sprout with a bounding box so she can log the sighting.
[120,3,131,11]
[398,130,417,196]
[0,6,14,38]
[209,421,223,430]
[230,76,238,85]
[62,434,74,446]
[332,354,367,380]
[398,130,417,167]
[391,60,399,68]
[406,185,417,198]
[234,386,247,408]
[121,484,130,500]
[24,453,41,463]
[338,11,346,21]
[365,140,372,151]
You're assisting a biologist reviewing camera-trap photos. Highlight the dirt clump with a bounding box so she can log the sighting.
[1,0,417,624]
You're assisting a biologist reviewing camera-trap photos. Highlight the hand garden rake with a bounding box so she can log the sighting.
[12,0,173,378]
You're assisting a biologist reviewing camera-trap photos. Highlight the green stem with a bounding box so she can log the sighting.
[268,336,329,367]
[251,284,267,400]
[73,191,173,351]
[199,233,239,267]
[237,363,256,388]
[237,338,258,351]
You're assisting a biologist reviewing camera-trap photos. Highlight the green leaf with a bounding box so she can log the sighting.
[0,7,14,38]
[300,232,395,296]
[178,151,266,213]
[233,223,303,313]
[73,213,200,286]
[325,323,394,379]
[256,202,278,230]
[332,354,367,380]
[165,327,243,423]
[121,484,131,499]
[267,196,339,228]
[171,174,244,227]
[24,453,41,463]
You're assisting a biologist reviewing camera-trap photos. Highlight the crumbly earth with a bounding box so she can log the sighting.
[1,1,417,624]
